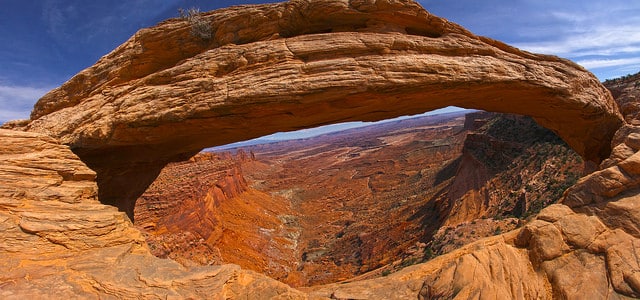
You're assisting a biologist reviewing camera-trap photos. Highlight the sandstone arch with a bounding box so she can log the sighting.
[24,0,622,219]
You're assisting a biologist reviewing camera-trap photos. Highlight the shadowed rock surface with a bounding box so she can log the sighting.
[1,0,638,298]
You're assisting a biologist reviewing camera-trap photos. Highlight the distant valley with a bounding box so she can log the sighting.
[134,110,584,286]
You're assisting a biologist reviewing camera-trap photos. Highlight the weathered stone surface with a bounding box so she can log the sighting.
[533,205,640,298]
[310,202,640,299]
[517,219,570,265]
[605,72,640,124]
[563,150,640,208]
[417,234,549,300]
[540,250,611,299]
[22,0,621,218]
[0,129,305,299]
[308,232,551,300]
[2,0,639,298]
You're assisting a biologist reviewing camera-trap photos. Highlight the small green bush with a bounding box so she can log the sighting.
[423,247,434,260]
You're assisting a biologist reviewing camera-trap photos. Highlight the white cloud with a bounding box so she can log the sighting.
[512,18,640,78]
[514,25,640,58]
[576,57,640,69]
[0,85,52,123]
[42,0,76,42]
[549,11,589,23]
[422,1,640,79]
[0,85,51,101]
[0,110,31,123]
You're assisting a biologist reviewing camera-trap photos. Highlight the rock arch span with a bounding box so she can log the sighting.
[23,0,622,219]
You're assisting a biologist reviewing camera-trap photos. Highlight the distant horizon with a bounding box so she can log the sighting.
[209,106,471,151]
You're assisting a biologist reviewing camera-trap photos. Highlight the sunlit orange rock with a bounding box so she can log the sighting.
[22,0,621,219]
[1,0,638,298]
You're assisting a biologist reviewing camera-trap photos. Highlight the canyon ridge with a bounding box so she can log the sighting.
[1,0,640,299]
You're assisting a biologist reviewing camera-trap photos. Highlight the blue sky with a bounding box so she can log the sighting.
[1,0,639,124]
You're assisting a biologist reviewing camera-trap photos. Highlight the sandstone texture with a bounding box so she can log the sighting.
[1,0,639,299]
[304,74,640,298]
[135,151,302,284]
[20,0,621,219]
[606,73,640,124]
[0,129,304,298]
[133,111,585,288]
[308,202,640,299]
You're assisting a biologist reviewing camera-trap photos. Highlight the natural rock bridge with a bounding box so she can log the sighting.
[4,0,639,298]
[25,0,622,219]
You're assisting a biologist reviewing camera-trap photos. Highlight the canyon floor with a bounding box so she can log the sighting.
[135,110,585,287]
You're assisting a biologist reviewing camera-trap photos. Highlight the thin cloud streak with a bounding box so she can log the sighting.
[422,1,640,79]
[512,17,640,79]
[577,57,640,69]
[514,25,640,57]
[0,85,51,101]
[0,85,52,123]
[0,110,32,123]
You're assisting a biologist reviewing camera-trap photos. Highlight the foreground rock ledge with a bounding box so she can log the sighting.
[20,0,621,218]
[3,128,640,298]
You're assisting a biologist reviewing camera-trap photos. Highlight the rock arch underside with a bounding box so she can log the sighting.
[2,0,640,298]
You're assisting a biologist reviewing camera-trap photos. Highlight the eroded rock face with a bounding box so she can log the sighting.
[605,72,640,124]
[1,0,637,298]
[0,129,304,299]
[134,152,302,284]
[21,0,621,218]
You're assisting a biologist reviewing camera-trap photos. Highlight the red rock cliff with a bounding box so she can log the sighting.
[134,151,301,284]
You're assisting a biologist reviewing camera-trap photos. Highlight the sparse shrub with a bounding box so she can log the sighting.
[400,257,419,268]
[493,226,502,235]
[179,7,212,40]
[381,269,391,276]
[423,247,434,260]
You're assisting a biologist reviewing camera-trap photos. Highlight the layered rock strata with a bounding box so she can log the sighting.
[20,0,622,218]
[605,72,640,124]
[4,127,639,298]
[439,112,585,226]
[1,0,637,298]
[0,129,303,299]
[307,75,640,299]
[135,152,301,284]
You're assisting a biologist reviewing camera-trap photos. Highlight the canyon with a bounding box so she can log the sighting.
[135,111,585,287]
[1,0,640,298]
